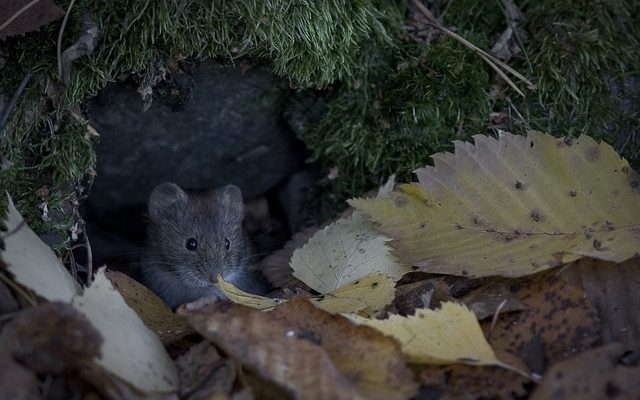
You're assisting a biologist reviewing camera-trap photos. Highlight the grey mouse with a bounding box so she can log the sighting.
[138,182,268,309]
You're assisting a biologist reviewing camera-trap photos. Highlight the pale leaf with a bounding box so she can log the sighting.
[351,131,640,277]
[291,211,411,293]
[72,268,178,394]
[1,194,80,302]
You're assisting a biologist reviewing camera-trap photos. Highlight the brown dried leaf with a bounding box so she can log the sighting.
[0,302,101,374]
[181,298,418,400]
[106,270,193,344]
[0,0,64,40]
[461,281,527,320]
[559,257,640,349]
[176,342,237,399]
[486,273,600,365]
[532,343,640,400]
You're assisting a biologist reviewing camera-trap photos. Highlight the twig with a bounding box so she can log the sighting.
[410,0,534,96]
[0,0,42,32]
[84,232,93,286]
[57,0,76,83]
[0,72,32,134]
[488,298,508,340]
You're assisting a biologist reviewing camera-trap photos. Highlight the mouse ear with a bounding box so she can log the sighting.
[149,183,187,219]
[219,184,244,221]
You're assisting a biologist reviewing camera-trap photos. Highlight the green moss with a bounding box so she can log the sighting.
[296,37,490,200]
[516,0,640,163]
[1,0,402,244]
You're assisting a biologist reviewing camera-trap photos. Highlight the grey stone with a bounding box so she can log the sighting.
[84,61,306,262]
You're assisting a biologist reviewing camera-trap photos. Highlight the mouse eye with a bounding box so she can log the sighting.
[185,238,198,251]
[224,238,230,251]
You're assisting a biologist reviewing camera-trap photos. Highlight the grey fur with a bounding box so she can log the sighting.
[139,183,266,309]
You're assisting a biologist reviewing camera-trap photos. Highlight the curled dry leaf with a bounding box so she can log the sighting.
[1,194,80,302]
[106,270,193,344]
[291,211,411,293]
[260,227,316,290]
[347,302,523,373]
[219,273,395,316]
[532,343,640,400]
[351,131,640,278]
[0,302,101,374]
[181,298,418,400]
[72,268,179,395]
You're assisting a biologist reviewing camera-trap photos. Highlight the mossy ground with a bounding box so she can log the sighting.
[1,0,638,246]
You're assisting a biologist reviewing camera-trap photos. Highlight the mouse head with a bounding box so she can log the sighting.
[146,182,248,288]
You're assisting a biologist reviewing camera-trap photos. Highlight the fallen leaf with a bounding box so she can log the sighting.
[106,270,193,344]
[218,274,285,311]
[291,211,411,292]
[486,272,600,365]
[351,131,640,277]
[0,302,101,374]
[309,273,395,316]
[461,281,527,320]
[219,273,395,316]
[1,194,80,302]
[0,0,64,40]
[0,346,39,400]
[72,268,179,395]
[260,227,316,290]
[559,257,640,350]
[392,278,455,316]
[175,342,237,399]
[532,343,640,400]
[347,301,518,371]
[181,298,418,400]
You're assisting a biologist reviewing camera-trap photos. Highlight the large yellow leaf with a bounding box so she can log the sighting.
[351,131,640,277]
[347,302,513,369]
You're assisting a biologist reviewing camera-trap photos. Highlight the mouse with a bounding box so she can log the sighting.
[138,182,268,309]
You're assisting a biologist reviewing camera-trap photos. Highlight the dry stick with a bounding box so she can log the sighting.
[57,0,77,83]
[488,298,508,340]
[0,0,42,32]
[0,72,32,133]
[411,0,534,96]
[84,232,93,286]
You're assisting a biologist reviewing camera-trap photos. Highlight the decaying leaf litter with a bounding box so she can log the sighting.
[1,130,639,399]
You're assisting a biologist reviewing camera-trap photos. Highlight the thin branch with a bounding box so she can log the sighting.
[411,0,535,96]
[0,0,42,32]
[0,72,32,134]
[57,0,77,83]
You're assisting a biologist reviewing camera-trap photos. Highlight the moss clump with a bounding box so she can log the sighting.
[294,37,490,200]
[1,0,402,246]
[517,0,640,162]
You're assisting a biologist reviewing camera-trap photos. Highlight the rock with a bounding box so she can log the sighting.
[84,61,307,263]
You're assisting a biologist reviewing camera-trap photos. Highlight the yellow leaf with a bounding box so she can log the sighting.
[351,131,640,277]
[218,273,395,316]
[218,275,285,311]
[348,302,505,367]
